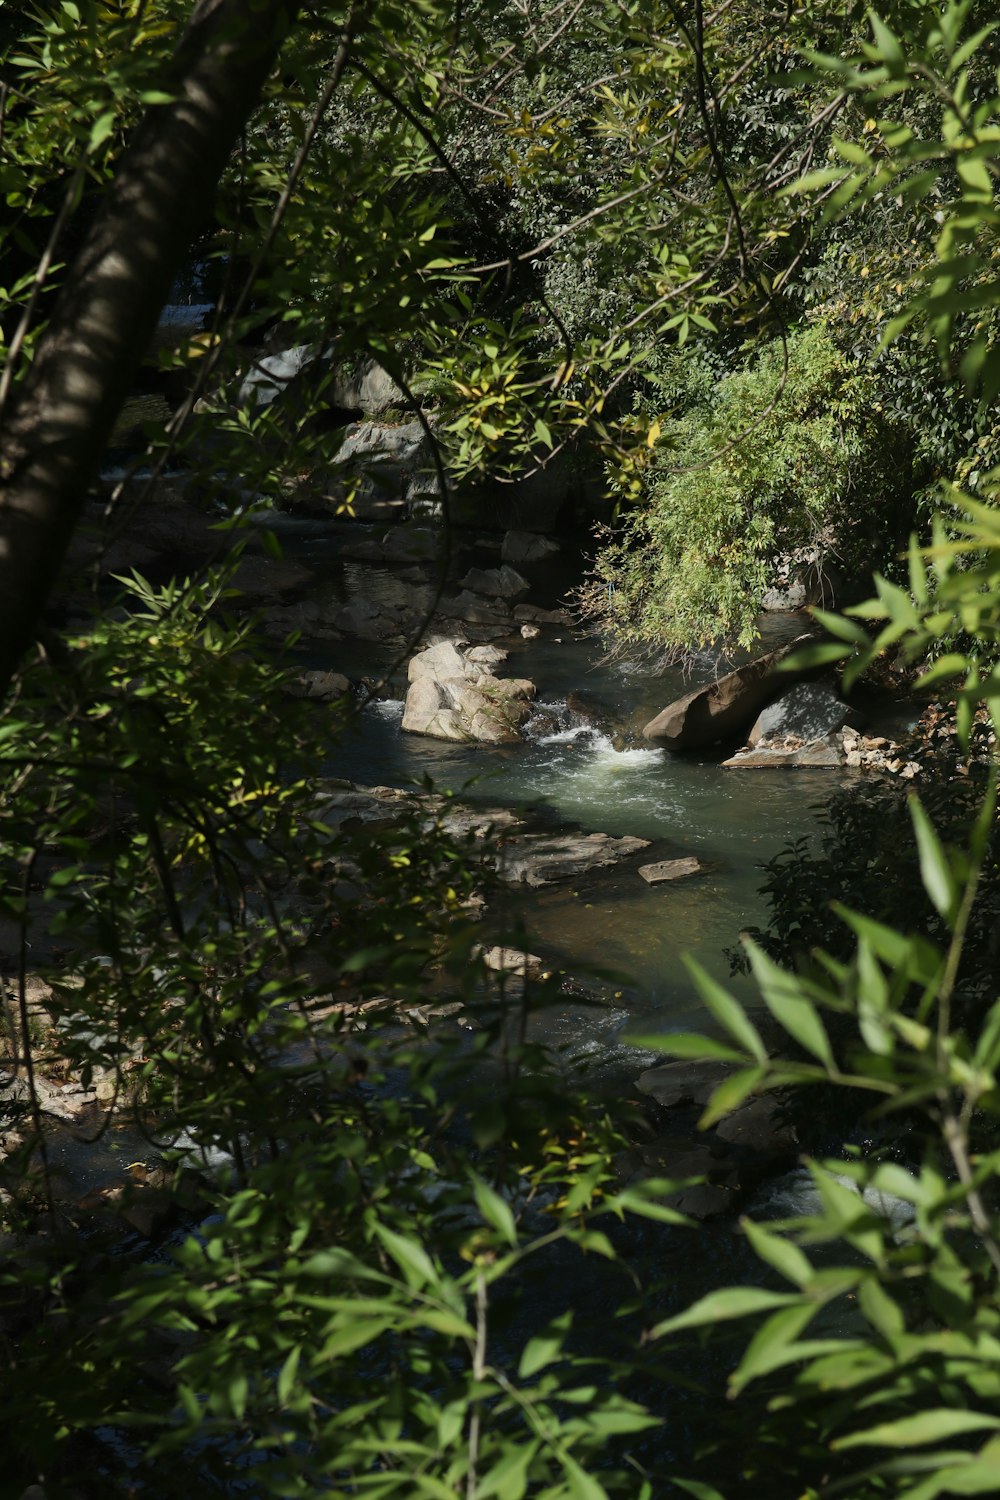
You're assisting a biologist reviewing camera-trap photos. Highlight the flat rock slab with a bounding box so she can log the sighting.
[639,857,704,884]
[493,831,650,886]
[722,737,842,769]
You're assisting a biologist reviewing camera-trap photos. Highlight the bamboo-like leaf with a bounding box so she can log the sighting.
[746,942,834,1069]
[683,958,767,1061]
[741,1218,813,1287]
[909,798,959,922]
[651,1286,799,1338]
[834,1410,1000,1450]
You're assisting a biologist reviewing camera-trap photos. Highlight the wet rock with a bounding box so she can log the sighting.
[380,524,445,563]
[492,831,649,886]
[638,857,704,884]
[229,554,315,603]
[747,681,862,747]
[521,623,541,640]
[437,590,512,626]
[714,1095,797,1153]
[643,635,816,751]
[460,564,530,600]
[502,531,561,565]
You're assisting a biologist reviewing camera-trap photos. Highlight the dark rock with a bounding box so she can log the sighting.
[285,670,351,701]
[643,635,816,750]
[502,531,561,565]
[636,1061,733,1110]
[459,565,530,600]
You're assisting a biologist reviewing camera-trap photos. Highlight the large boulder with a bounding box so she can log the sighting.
[643,635,815,750]
[402,639,536,743]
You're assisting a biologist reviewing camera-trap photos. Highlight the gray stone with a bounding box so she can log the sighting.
[493,832,649,886]
[402,640,535,743]
[747,681,862,747]
[408,641,468,684]
[722,736,843,769]
[481,946,546,979]
[513,604,572,625]
[437,590,512,625]
[466,645,508,668]
[638,857,704,884]
[381,525,444,562]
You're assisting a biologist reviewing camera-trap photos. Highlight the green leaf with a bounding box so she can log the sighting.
[651,1286,799,1338]
[89,111,116,152]
[560,1453,610,1500]
[741,1218,813,1288]
[683,958,767,1061]
[834,1410,1000,1450]
[277,1345,301,1404]
[473,1178,517,1246]
[699,1067,768,1128]
[626,1032,747,1063]
[909,797,959,922]
[374,1225,437,1289]
[746,942,834,1069]
[519,1312,571,1378]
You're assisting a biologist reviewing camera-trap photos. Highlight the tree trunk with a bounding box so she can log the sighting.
[0,0,301,698]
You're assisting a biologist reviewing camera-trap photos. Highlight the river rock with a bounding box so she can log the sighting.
[437,590,513,627]
[402,640,536,743]
[513,603,572,625]
[747,681,862,747]
[380,524,445,562]
[642,635,816,750]
[638,857,704,884]
[502,531,561,565]
[480,946,546,979]
[229,554,316,603]
[285,670,351,701]
[722,735,843,769]
[240,344,403,420]
[636,1061,733,1110]
[459,565,530,600]
[492,831,649,886]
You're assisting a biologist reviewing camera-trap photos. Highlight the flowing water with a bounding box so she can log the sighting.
[308,569,846,1066]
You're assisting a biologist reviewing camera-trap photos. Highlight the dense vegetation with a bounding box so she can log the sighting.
[3,2,1000,1497]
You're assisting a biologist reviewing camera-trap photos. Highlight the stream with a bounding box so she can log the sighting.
[288,534,845,1078]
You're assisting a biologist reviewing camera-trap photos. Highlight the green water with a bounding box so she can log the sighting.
[313,590,842,1055]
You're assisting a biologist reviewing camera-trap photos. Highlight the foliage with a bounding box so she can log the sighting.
[0,568,682,1496]
[579,322,919,655]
